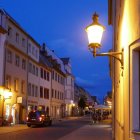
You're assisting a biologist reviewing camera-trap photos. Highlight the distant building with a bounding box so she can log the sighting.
[61,58,75,116]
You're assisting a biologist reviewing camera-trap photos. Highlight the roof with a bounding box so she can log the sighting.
[61,58,70,65]
[0,9,40,48]
[39,51,53,69]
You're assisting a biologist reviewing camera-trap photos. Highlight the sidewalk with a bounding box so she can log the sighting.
[58,124,112,140]
[0,124,29,135]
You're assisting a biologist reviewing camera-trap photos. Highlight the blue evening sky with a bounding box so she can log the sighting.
[1,0,112,102]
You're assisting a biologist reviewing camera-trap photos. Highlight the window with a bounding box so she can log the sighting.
[55,90,57,98]
[32,46,35,56]
[29,62,32,72]
[5,75,11,89]
[44,88,49,99]
[32,65,35,75]
[47,72,50,81]
[36,67,38,76]
[40,68,43,78]
[52,89,54,98]
[16,33,19,43]
[52,71,54,80]
[35,50,38,58]
[22,38,25,47]
[55,73,57,81]
[35,86,38,97]
[21,80,25,94]
[15,55,20,67]
[28,83,31,96]
[40,86,43,98]
[28,43,31,53]
[58,91,59,99]
[22,59,26,70]
[62,92,63,100]
[32,85,34,96]
[58,75,60,83]
[7,50,12,63]
[44,70,46,80]
[14,79,19,92]
[8,26,12,37]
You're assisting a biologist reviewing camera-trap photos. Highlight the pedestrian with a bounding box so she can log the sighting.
[8,114,13,126]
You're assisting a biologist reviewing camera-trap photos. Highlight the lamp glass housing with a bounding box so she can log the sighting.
[86,24,104,47]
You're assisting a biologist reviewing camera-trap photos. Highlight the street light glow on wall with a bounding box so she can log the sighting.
[86,12,124,69]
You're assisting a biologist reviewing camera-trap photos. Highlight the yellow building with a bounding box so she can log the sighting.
[109,0,140,140]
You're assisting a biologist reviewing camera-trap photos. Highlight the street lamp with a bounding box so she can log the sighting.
[86,12,123,69]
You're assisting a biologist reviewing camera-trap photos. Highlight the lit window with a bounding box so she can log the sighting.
[14,79,19,92]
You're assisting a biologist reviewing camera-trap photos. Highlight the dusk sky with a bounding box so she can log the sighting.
[1,0,112,102]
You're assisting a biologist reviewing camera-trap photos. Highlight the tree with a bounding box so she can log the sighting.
[78,96,87,115]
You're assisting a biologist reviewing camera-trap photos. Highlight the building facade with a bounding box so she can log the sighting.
[61,58,75,116]
[109,0,140,140]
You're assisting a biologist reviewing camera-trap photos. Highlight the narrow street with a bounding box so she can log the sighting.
[0,116,112,140]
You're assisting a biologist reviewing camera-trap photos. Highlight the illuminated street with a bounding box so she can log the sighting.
[0,116,112,140]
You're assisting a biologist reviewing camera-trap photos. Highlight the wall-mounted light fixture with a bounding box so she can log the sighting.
[85,12,123,69]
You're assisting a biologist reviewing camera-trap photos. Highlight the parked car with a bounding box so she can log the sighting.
[26,110,52,127]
